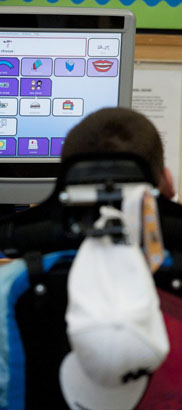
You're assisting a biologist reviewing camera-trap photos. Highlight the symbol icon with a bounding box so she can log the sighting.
[65,60,75,72]
[62,100,74,111]
[28,139,38,150]
[0,139,6,150]
[92,60,113,72]
[31,80,42,91]
[0,60,14,69]
[0,119,7,128]
[33,59,42,70]
[3,40,12,49]
[30,101,40,109]
[0,82,9,88]
[0,101,8,109]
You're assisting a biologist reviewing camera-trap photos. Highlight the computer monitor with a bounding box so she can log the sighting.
[0,7,135,204]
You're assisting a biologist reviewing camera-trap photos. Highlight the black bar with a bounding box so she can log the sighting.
[0,14,125,30]
[0,163,59,178]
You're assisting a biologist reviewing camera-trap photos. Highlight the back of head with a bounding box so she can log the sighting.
[62,107,164,185]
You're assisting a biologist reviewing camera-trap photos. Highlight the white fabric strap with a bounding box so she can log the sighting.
[122,183,153,245]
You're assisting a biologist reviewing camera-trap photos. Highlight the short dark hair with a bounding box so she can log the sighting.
[62,107,164,184]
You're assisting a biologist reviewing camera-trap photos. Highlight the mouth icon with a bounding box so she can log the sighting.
[92,60,113,72]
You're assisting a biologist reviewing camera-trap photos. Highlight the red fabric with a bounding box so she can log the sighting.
[137,289,182,409]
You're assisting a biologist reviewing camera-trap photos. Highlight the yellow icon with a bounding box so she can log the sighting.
[0,139,6,150]
[142,192,164,273]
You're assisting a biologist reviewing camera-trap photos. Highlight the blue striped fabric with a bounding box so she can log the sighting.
[0,250,76,410]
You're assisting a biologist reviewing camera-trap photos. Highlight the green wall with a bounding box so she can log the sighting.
[0,0,182,29]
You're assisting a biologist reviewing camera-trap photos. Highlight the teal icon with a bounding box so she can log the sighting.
[33,59,42,70]
[0,61,14,68]
[0,101,8,108]
[0,82,9,88]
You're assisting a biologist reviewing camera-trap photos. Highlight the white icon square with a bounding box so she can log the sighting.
[0,99,17,116]
[88,38,119,57]
[20,98,50,116]
[53,98,83,116]
[0,118,17,136]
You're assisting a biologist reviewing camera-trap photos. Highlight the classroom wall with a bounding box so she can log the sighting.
[0,0,182,29]
[133,35,182,199]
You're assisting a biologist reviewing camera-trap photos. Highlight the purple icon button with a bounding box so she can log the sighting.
[0,78,18,96]
[0,138,16,155]
[20,78,52,97]
[18,138,49,156]
[0,58,19,76]
[51,138,65,156]
[21,58,52,77]
[87,59,118,77]
[55,59,85,77]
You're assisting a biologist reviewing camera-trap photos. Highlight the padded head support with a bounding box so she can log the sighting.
[56,152,158,243]
[55,152,156,194]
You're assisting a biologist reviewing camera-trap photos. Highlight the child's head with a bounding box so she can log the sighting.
[62,107,174,198]
[62,107,163,185]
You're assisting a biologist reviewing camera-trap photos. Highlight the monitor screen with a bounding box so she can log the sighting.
[0,8,136,203]
[0,30,122,159]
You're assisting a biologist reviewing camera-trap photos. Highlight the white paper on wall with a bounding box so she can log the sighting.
[132,65,182,195]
